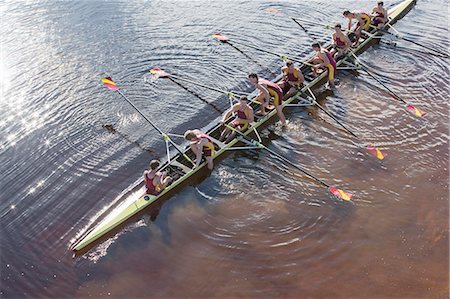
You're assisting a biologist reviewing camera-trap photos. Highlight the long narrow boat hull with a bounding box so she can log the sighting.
[72,0,417,254]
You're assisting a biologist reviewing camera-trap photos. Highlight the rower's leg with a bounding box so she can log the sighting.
[254,93,268,114]
[190,144,198,155]
[327,65,336,89]
[205,156,214,170]
[224,131,236,144]
[283,87,297,101]
[219,127,230,141]
[275,105,286,125]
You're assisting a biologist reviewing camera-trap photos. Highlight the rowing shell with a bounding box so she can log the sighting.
[72,0,416,253]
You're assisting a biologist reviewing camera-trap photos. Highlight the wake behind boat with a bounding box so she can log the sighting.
[72,0,419,254]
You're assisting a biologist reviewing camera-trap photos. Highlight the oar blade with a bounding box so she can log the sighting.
[366,145,386,160]
[212,33,229,42]
[328,186,352,201]
[149,68,169,78]
[406,104,425,117]
[101,77,119,91]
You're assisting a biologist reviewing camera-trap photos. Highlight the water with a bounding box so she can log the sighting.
[1,0,448,298]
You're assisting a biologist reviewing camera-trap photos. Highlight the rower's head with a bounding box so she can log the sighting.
[184,130,198,141]
[343,10,351,17]
[285,60,295,71]
[248,73,259,84]
[377,1,384,7]
[239,96,248,105]
[149,160,160,170]
[311,42,321,52]
[334,23,342,32]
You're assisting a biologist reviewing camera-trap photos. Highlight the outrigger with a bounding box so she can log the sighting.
[72,0,419,253]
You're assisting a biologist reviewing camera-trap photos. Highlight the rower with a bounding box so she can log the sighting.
[184,129,215,170]
[219,96,254,143]
[343,10,371,46]
[277,60,305,100]
[309,42,337,89]
[248,73,286,125]
[330,23,352,60]
[144,160,173,195]
[371,1,388,28]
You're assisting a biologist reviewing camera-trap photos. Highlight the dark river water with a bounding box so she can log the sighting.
[1,0,448,298]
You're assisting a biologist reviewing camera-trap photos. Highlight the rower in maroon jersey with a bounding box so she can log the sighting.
[248,73,286,125]
[219,96,254,143]
[330,23,352,60]
[144,160,172,195]
[277,60,305,100]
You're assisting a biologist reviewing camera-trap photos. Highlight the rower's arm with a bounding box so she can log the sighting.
[297,70,305,83]
[257,84,270,100]
[347,17,352,30]
[194,141,205,168]
[143,171,148,182]
[238,107,254,124]
[356,15,364,27]
[246,107,254,123]
[222,105,236,122]
[317,53,329,67]
[343,35,352,49]
[371,7,376,16]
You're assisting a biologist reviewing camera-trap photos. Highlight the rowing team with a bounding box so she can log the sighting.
[143,1,389,196]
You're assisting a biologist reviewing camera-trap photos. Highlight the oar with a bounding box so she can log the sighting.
[102,124,157,155]
[101,76,195,166]
[147,68,224,114]
[350,53,425,117]
[150,68,265,107]
[225,124,352,201]
[150,68,239,96]
[291,18,320,43]
[383,24,449,58]
[303,89,386,160]
[211,34,276,76]
[212,34,312,67]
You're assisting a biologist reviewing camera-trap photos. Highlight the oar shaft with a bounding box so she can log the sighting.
[351,54,407,104]
[291,18,318,42]
[230,40,304,65]
[262,142,330,187]
[167,77,224,113]
[116,90,193,165]
[361,66,406,104]
[170,75,226,94]
[226,124,330,187]
[226,41,277,76]
[383,27,449,57]
[315,101,358,138]
[117,90,162,134]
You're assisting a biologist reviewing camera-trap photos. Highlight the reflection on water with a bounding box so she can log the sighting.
[0,0,448,298]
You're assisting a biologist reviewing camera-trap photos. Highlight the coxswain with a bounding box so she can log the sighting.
[219,96,254,143]
[309,42,337,89]
[248,73,286,125]
[277,60,305,100]
[330,23,352,60]
[184,129,215,170]
[343,10,371,46]
[144,160,172,195]
[371,1,388,28]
